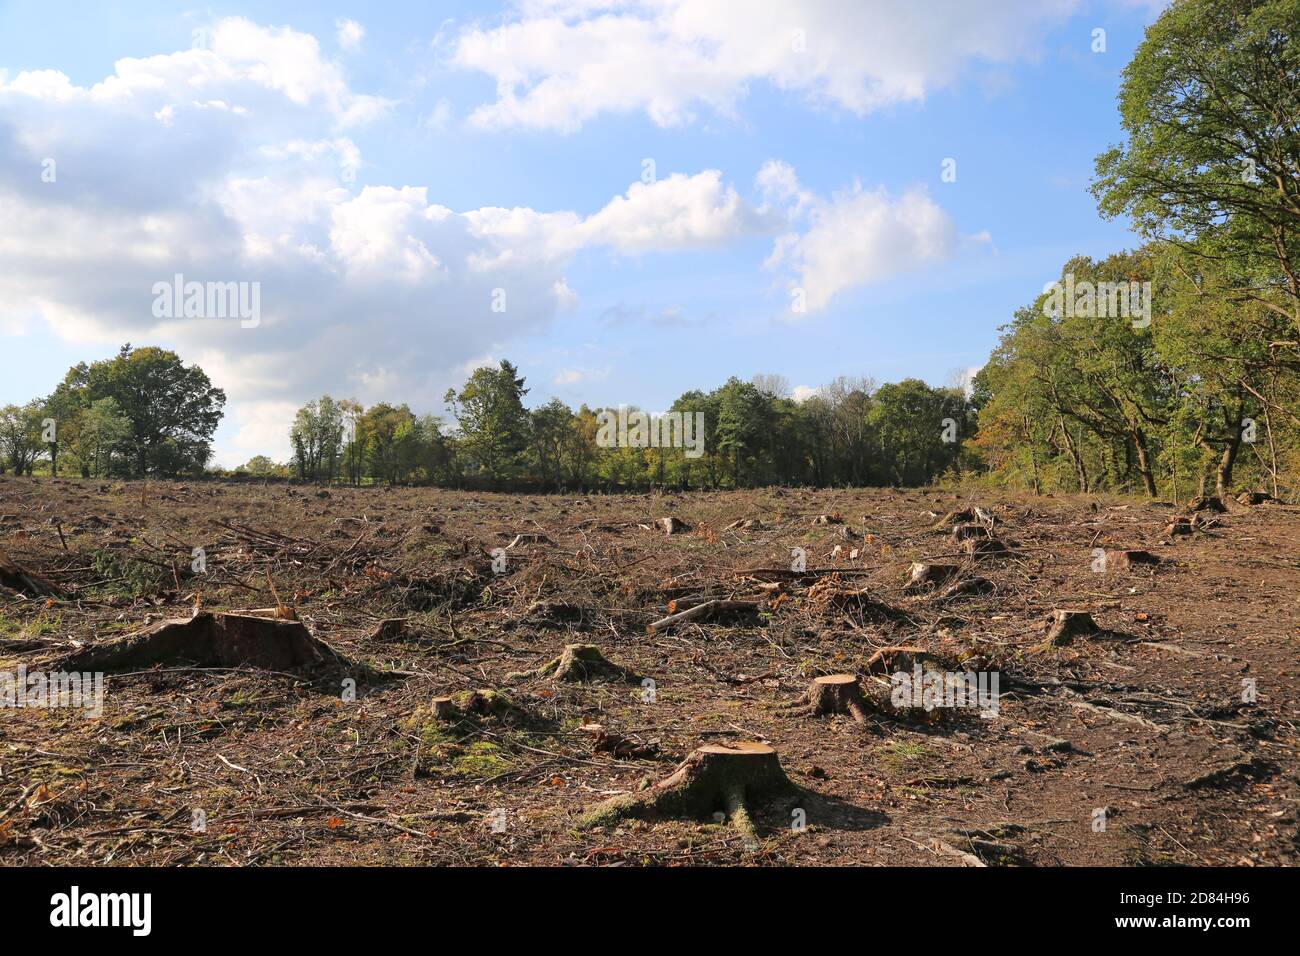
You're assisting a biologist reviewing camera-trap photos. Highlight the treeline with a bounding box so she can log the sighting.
[1,345,225,478]
[278,362,977,490]
[975,0,1300,501]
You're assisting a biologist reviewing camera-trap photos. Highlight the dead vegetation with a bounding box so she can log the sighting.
[0,477,1296,866]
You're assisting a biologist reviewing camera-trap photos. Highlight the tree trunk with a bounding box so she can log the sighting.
[1130,427,1157,497]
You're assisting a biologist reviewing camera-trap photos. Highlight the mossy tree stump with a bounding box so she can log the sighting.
[579,741,797,839]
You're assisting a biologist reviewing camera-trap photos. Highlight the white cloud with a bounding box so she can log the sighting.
[553,366,609,386]
[791,384,820,402]
[336,19,365,52]
[452,0,1079,132]
[761,165,961,314]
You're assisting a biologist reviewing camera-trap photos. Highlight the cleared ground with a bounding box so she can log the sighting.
[1,477,1297,866]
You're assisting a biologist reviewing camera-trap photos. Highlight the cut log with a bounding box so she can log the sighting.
[723,518,764,532]
[0,556,66,598]
[903,562,960,591]
[507,532,552,549]
[1044,610,1098,647]
[57,612,357,673]
[578,741,798,839]
[647,599,759,633]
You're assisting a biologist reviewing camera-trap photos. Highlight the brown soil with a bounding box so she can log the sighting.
[0,478,1296,866]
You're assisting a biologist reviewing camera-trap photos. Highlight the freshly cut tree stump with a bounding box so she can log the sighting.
[1163,516,1198,537]
[1111,549,1158,571]
[903,562,960,591]
[778,674,873,724]
[578,741,798,838]
[1044,610,1098,647]
[57,612,356,673]
[1187,495,1227,513]
[509,643,635,682]
[659,516,691,535]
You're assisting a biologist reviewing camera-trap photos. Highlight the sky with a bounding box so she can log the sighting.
[0,0,1168,466]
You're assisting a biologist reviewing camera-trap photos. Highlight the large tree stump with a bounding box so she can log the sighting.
[578,741,798,839]
[509,643,636,682]
[777,674,873,724]
[56,612,357,673]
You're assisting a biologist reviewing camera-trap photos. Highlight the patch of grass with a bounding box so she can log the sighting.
[878,740,931,774]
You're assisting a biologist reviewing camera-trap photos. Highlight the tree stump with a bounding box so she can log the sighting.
[509,643,635,682]
[1111,549,1158,571]
[937,576,994,599]
[1236,491,1271,506]
[1187,495,1226,513]
[659,516,691,535]
[57,612,358,674]
[1044,610,1098,647]
[812,513,843,525]
[961,536,1009,558]
[903,562,959,591]
[578,741,798,839]
[948,522,991,545]
[778,674,873,724]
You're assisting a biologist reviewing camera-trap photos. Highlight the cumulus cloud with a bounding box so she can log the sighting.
[336,19,365,51]
[760,163,961,314]
[0,19,771,463]
[452,0,1079,132]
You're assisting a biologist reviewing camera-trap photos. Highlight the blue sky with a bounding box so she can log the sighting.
[0,0,1164,465]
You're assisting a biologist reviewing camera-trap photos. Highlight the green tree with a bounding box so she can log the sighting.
[444,360,530,485]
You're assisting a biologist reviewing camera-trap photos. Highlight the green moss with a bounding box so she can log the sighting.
[452,741,513,778]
